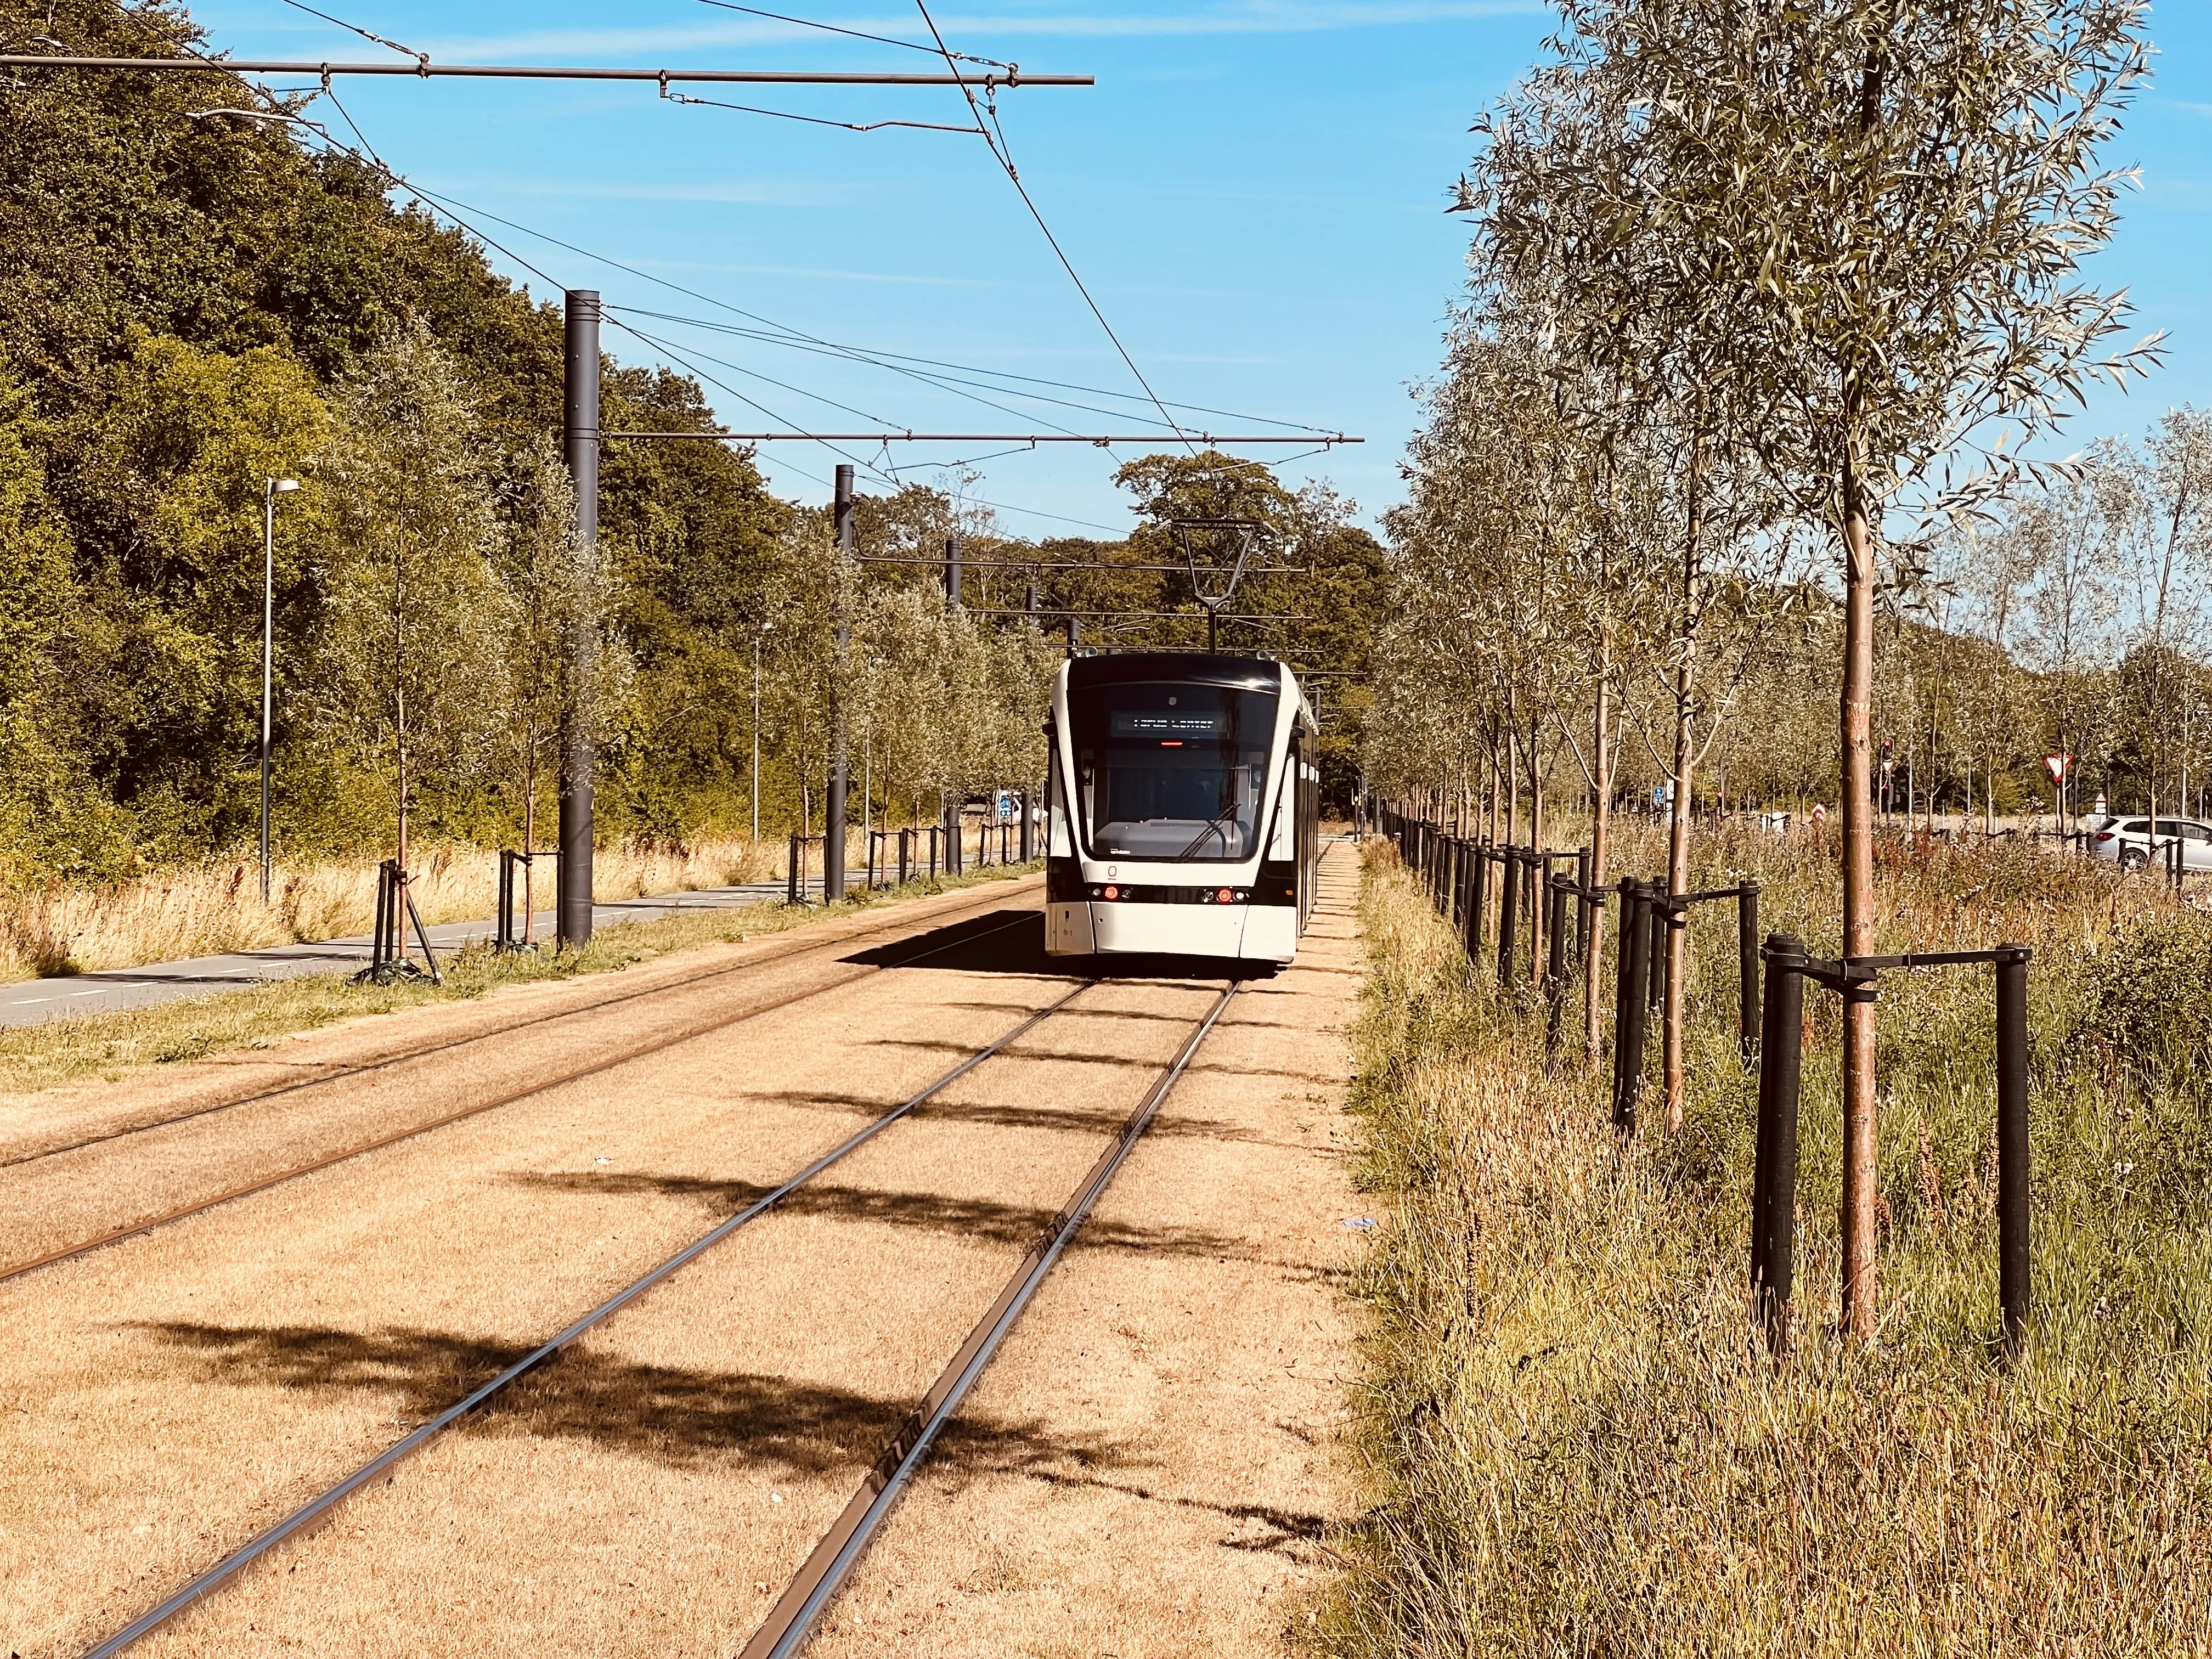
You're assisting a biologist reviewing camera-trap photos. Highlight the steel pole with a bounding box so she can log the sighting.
[557,289,601,950]
[945,532,962,613]
[259,484,275,906]
[751,634,762,843]
[825,464,853,904]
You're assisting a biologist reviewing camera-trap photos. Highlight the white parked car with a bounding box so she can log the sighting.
[2087,815,2212,873]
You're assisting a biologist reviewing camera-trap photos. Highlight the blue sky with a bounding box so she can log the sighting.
[196,1,2212,540]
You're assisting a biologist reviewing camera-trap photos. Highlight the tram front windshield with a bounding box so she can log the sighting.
[1070,681,1279,862]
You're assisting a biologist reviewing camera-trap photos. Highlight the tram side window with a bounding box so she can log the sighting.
[1070,682,1279,862]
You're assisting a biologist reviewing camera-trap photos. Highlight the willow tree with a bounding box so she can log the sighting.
[490,432,628,937]
[1518,0,2158,1334]
[309,324,504,881]
[1462,30,1786,1124]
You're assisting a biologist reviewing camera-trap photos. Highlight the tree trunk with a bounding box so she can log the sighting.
[1839,451,1881,1340]
[1528,709,1545,986]
[1584,650,1615,1065]
[1662,443,1704,1133]
[1505,693,1520,849]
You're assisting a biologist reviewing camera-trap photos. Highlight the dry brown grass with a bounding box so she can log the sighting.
[1323,834,2212,1658]
[0,837,788,980]
[0,861,1039,1099]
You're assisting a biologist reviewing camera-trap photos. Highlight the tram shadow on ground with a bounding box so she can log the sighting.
[845,907,1281,982]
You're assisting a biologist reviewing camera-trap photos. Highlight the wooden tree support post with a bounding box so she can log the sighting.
[1751,933,1806,1352]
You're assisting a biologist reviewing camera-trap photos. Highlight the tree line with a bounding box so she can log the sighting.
[0,0,1382,881]
[1364,0,2164,1338]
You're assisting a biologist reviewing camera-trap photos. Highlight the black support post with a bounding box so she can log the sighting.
[1995,943,2033,1359]
[1646,885,1668,1016]
[1751,932,1806,1352]
[1544,873,1570,1057]
[1612,878,1647,1131]
[1738,880,1762,1066]
[1497,850,1520,985]
[1575,846,1592,964]
[557,289,600,950]
[1470,844,1489,957]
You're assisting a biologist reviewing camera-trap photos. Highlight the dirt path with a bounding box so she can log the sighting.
[3,851,1364,1658]
[804,842,1365,1658]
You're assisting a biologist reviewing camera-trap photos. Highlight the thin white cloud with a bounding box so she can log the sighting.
[419,2,1543,61]
[627,257,1006,286]
[478,179,865,207]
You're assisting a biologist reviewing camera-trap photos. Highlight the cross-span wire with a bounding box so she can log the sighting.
[605,318,1130,534]
[197,15,1330,521]
[611,320,926,434]
[607,306,1322,437]
[384,181,1114,439]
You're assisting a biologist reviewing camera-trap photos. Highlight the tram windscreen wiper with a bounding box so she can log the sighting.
[1175,805,1240,860]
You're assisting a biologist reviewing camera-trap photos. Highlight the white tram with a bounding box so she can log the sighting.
[1042,652,1322,964]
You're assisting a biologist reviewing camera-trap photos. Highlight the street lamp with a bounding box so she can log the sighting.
[260,478,300,905]
[752,620,773,845]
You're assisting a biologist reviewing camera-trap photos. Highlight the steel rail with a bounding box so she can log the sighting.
[741,979,1238,1658]
[74,980,1096,1659]
[0,879,1038,1173]
[0,908,1039,1287]
[0,57,1090,86]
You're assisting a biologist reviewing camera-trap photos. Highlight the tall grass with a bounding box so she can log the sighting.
[0,836,785,980]
[1325,831,2212,1657]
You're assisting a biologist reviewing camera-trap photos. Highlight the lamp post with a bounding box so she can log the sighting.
[752,620,773,845]
[259,477,300,905]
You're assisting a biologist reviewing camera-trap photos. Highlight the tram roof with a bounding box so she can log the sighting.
[1064,653,1286,693]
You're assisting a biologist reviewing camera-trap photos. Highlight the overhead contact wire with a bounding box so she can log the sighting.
[910,0,1197,458]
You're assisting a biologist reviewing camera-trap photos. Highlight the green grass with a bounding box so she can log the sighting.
[0,864,1039,1098]
[1322,831,2212,1657]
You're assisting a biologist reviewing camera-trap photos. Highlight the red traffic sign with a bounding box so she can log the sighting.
[2044,753,2072,783]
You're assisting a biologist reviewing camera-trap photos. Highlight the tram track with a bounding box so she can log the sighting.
[69,976,1238,1659]
[0,879,1037,1174]
[0,904,1037,1289]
